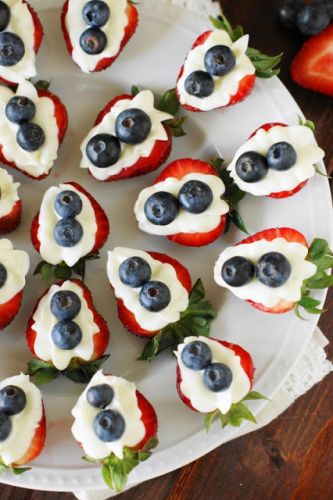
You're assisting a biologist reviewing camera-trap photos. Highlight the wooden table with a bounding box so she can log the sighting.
[1,1,332,498]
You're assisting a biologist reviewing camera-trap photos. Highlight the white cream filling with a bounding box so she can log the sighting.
[32,280,100,371]
[0,374,43,466]
[37,183,97,267]
[175,336,251,414]
[0,168,19,219]
[66,0,129,73]
[107,247,189,331]
[71,371,146,460]
[0,81,59,178]
[214,238,317,308]
[80,90,172,181]
[0,0,36,84]
[134,173,229,235]
[177,30,255,111]
[0,238,29,305]
[227,125,325,196]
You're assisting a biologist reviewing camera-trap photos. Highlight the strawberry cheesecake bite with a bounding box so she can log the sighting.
[0,239,29,330]
[61,0,138,74]
[214,227,333,315]
[0,80,68,180]
[0,373,46,473]
[31,182,109,271]
[134,158,229,247]
[0,0,43,86]
[175,336,263,429]
[26,279,110,384]
[71,370,158,492]
[0,168,21,234]
[80,89,173,182]
[176,14,281,112]
[227,121,325,198]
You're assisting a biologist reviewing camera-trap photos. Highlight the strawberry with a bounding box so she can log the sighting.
[0,200,22,235]
[31,181,109,258]
[135,158,229,247]
[291,24,333,97]
[82,92,172,182]
[61,0,138,73]
[14,405,46,466]
[0,290,23,330]
[116,251,192,337]
[0,86,68,181]
[0,0,44,87]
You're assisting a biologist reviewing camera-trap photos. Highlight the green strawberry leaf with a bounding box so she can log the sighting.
[0,458,31,476]
[229,209,249,235]
[26,359,59,385]
[158,88,180,116]
[63,355,109,384]
[314,164,331,178]
[138,279,216,361]
[164,116,187,137]
[204,409,219,432]
[242,390,269,401]
[298,115,316,132]
[131,84,140,97]
[34,252,100,283]
[34,79,51,91]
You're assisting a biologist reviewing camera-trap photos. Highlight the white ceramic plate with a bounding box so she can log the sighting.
[1,0,332,493]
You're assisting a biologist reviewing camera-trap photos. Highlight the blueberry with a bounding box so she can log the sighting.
[51,320,83,350]
[203,363,233,392]
[255,252,291,288]
[0,263,7,289]
[179,180,213,214]
[0,32,25,66]
[235,151,269,183]
[297,2,330,35]
[139,280,171,312]
[86,133,121,168]
[277,0,302,28]
[53,218,83,247]
[184,70,214,98]
[0,411,11,441]
[80,27,107,55]
[222,256,254,287]
[82,0,110,27]
[50,291,82,321]
[144,191,179,226]
[87,384,114,408]
[267,141,297,171]
[54,190,83,218]
[119,256,152,288]
[0,385,26,415]
[93,409,125,442]
[115,108,152,145]
[5,96,36,124]
[181,341,212,370]
[17,123,45,152]
[0,1,10,32]
[204,45,236,76]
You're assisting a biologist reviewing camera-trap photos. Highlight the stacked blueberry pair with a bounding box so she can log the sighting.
[0,1,25,67]
[119,256,171,312]
[0,385,26,441]
[50,290,83,350]
[80,0,110,55]
[87,383,125,442]
[53,190,84,248]
[185,44,236,99]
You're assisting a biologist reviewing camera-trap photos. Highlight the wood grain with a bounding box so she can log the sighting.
[0,0,332,498]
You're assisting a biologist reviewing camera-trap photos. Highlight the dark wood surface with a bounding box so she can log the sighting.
[1,1,332,498]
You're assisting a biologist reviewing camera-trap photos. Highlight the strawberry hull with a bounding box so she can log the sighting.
[61,0,138,73]
[0,200,22,235]
[14,405,46,466]
[85,94,172,182]
[0,290,23,330]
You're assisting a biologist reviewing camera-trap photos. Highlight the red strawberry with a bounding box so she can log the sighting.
[176,30,256,112]
[0,88,68,181]
[14,405,46,466]
[84,93,172,182]
[0,290,23,330]
[133,391,158,451]
[236,227,308,313]
[26,279,110,363]
[61,0,138,73]
[290,24,333,97]
[248,122,308,199]
[176,338,254,413]
[0,0,44,87]
[150,158,228,246]
[116,251,192,338]
[30,181,109,257]
[0,200,22,235]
